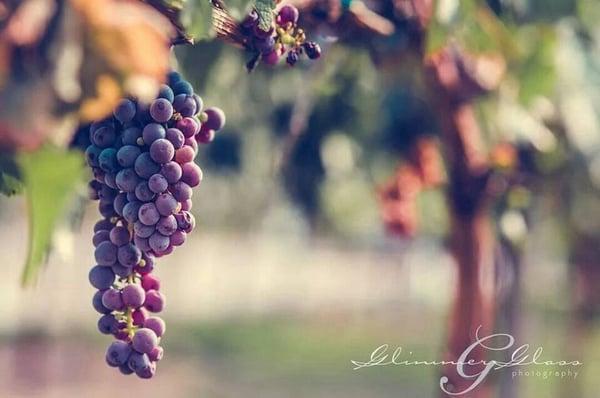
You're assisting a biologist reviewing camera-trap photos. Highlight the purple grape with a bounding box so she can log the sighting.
[135,254,155,275]
[123,200,142,223]
[109,226,131,246]
[161,161,182,184]
[118,243,142,267]
[172,80,193,96]
[93,230,110,247]
[176,117,200,138]
[263,49,280,66]
[94,218,114,232]
[92,126,117,148]
[134,235,152,252]
[149,139,175,164]
[150,98,173,123]
[113,193,128,216]
[116,168,140,192]
[155,193,179,216]
[170,181,192,202]
[99,185,118,201]
[122,127,142,146]
[175,146,195,164]
[181,199,192,211]
[144,317,166,337]
[102,288,124,311]
[99,199,117,218]
[277,4,299,25]
[173,94,196,117]
[175,211,196,233]
[95,241,117,266]
[148,346,164,362]
[149,232,170,253]
[142,123,166,145]
[135,181,156,202]
[181,162,202,187]
[119,363,135,375]
[192,94,203,114]
[114,99,136,124]
[93,289,111,314]
[135,152,160,179]
[98,148,118,172]
[122,284,146,307]
[132,308,148,326]
[112,263,133,278]
[132,328,158,354]
[117,145,142,167]
[170,230,186,246]
[203,107,226,131]
[166,128,185,149]
[156,215,177,236]
[303,41,322,59]
[134,220,155,239]
[141,273,160,291]
[255,36,275,54]
[139,202,161,225]
[107,340,132,367]
[136,362,156,379]
[196,128,215,144]
[98,314,118,335]
[127,351,150,372]
[148,173,168,193]
[92,167,105,183]
[158,84,174,102]
[89,266,115,289]
[85,145,102,167]
[104,173,117,189]
[144,290,165,313]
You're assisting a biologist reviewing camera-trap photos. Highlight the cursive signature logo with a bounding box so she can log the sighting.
[350,326,582,395]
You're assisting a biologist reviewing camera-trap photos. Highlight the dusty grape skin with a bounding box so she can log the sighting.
[148,346,164,362]
[148,173,168,194]
[93,230,110,247]
[128,351,150,372]
[141,273,161,291]
[93,289,111,314]
[170,181,192,202]
[134,235,152,252]
[122,284,146,308]
[161,161,182,184]
[134,220,155,239]
[102,288,125,311]
[149,232,170,253]
[139,202,161,226]
[117,243,142,267]
[109,226,131,246]
[144,317,166,337]
[94,241,118,266]
[156,215,177,236]
[155,193,179,216]
[98,314,119,335]
[170,230,186,246]
[144,290,165,313]
[181,162,202,187]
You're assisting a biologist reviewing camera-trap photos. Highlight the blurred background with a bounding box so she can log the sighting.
[2,0,600,397]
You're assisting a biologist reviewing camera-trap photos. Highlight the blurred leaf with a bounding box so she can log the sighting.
[19,147,84,286]
[514,27,556,104]
[182,0,214,40]
[0,152,22,196]
[255,0,275,31]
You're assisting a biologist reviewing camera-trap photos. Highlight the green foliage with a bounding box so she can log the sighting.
[255,0,276,31]
[182,0,216,41]
[19,147,84,286]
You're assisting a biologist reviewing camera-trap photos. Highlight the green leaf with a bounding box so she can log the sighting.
[182,0,215,41]
[19,147,84,286]
[255,0,275,31]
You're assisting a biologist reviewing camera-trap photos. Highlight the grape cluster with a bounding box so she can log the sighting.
[86,71,225,378]
[241,5,321,68]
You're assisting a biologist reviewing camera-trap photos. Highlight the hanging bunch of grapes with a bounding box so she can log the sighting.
[213,1,321,70]
[86,71,225,378]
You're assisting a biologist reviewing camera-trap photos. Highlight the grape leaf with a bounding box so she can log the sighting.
[19,147,84,286]
[255,0,275,31]
[182,0,215,41]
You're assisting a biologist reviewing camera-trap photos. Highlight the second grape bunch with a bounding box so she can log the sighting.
[87,71,225,378]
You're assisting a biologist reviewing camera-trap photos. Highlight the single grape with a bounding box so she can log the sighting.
[144,290,165,313]
[112,263,133,278]
[132,328,158,354]
[175,211,195,233]
[144,317,166,337]
[92,126,116,148]
[135,254,155,275]
[170,230,187,246]
[122,284,146,307]
[94,218,114,232]
[156,215,177,236]
[117,145,142,168]
[123,200,142,223]
[95,241,118,266]
[161,161,182,184]
[170,181,192,202]
[93,289,111,314]
[135,181,156,202]
[134,235,152,252]
[176,117,200,138]
[136,362,156,379]
[102,288,125,311]
[132,308,148,326]
[98,148,118,172]
[135,152,161,179]
[127,351,150,372]
[155,193,179,216]
[114,99,137,124]
[149,232,170,253]
[109,226,130,247]
[141,273,160,291]
[150,98,174,123]
[173,94,197,117]
[166,128,185,149]
[277,4,299,25]
[148,173,168,193]
[139,202,161,226]
[104,173,118,189]
[196,128,215,144]
[134,220,155,239]
[119,363,135,375]
[89,266,115,290]
[148,346,164,362]
[303,41,322,59]
[167,71,182,86]
[202,107,226,131]
[172,80,193,96]
[93,230,110,247]
[99,199,117,218]
[98,314,118,335]
[142,123,166,145]
[158,84,174,102]
[181,162,203,187]
[116,168,140,192]
[117,243,142,267]
[122,127,142,146]
[113,193,128,216]
[175,146,195,164]
[85,145,102,167]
